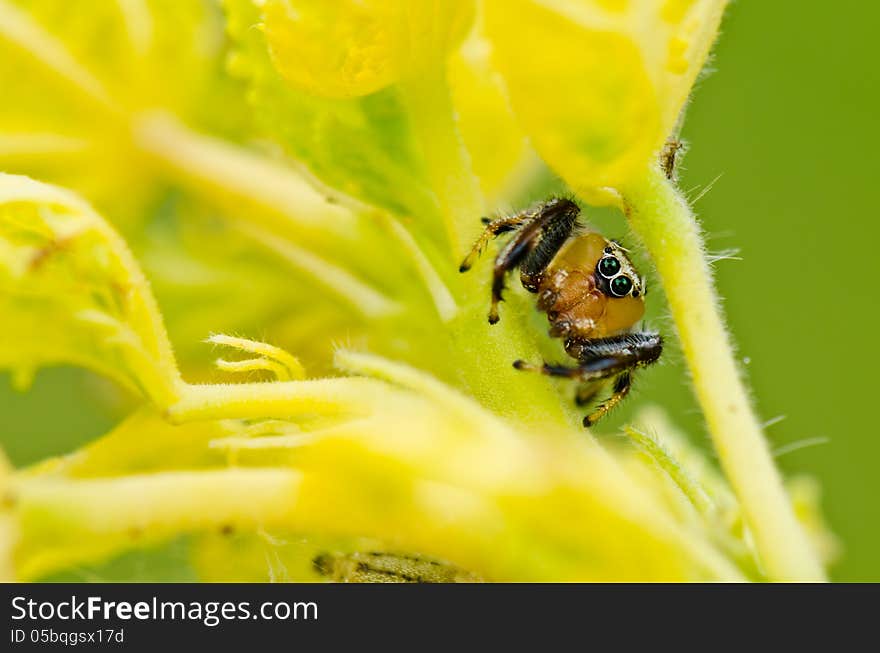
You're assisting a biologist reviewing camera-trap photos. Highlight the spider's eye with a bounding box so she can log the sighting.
[610,275,633,297]
[597,256,621,278]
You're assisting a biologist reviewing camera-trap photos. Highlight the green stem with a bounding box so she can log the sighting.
[621,165,825,581]
[133,113,356,236]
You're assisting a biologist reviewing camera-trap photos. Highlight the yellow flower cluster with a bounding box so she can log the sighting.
[0,0,828,581]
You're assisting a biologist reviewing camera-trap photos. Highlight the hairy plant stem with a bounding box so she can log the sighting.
[621,165,825,581]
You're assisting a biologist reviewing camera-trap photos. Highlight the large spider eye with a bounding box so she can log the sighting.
[597,256,621,278]
[610,275,633,297]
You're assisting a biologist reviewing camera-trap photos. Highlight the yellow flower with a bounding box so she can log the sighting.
[0,1,827,582]
[0,173,746,581]
[482,0,728,203]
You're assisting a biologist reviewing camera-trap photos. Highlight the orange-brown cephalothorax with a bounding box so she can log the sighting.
[532,233,645,347]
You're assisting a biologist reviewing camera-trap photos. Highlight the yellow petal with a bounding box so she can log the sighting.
[483,0,728,195]
[448,29,534,202]
[261,0,475,98]
[261,0,401,99]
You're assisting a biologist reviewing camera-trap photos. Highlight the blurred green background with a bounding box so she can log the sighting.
[661,0,879,581]
[1,1,877,581]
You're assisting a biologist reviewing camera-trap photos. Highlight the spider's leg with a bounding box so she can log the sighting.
[515,332,662,426]
[511,359,622,382]
[569,333,663,373]
[514,333,661,380]
[584,372,632,427]
[516,199,581,292]
[485,199,580,323]
[573,333,661,426]
[459,213,535,273]
[512,359,628,427]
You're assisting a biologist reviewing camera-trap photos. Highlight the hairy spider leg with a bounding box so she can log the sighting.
[459,198,581,324]
[583,373,632,427]
[514,332,661,426]
[512,359,632,427]
[511,358,620,381]
[458,212,535,273]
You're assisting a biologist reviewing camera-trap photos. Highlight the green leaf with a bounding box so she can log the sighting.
[224,0,436,220]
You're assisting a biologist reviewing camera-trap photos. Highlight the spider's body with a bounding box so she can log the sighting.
[459,198,662,426]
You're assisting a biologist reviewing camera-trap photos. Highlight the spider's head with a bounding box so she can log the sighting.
[592,239,647,334]
[594,240,645,297]
[547,232,648,337]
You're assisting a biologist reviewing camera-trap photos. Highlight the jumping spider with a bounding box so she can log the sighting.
[459,197,662,427]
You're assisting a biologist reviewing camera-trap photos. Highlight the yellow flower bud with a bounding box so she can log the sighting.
[262,0,475,99]
[483,0,728,199]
